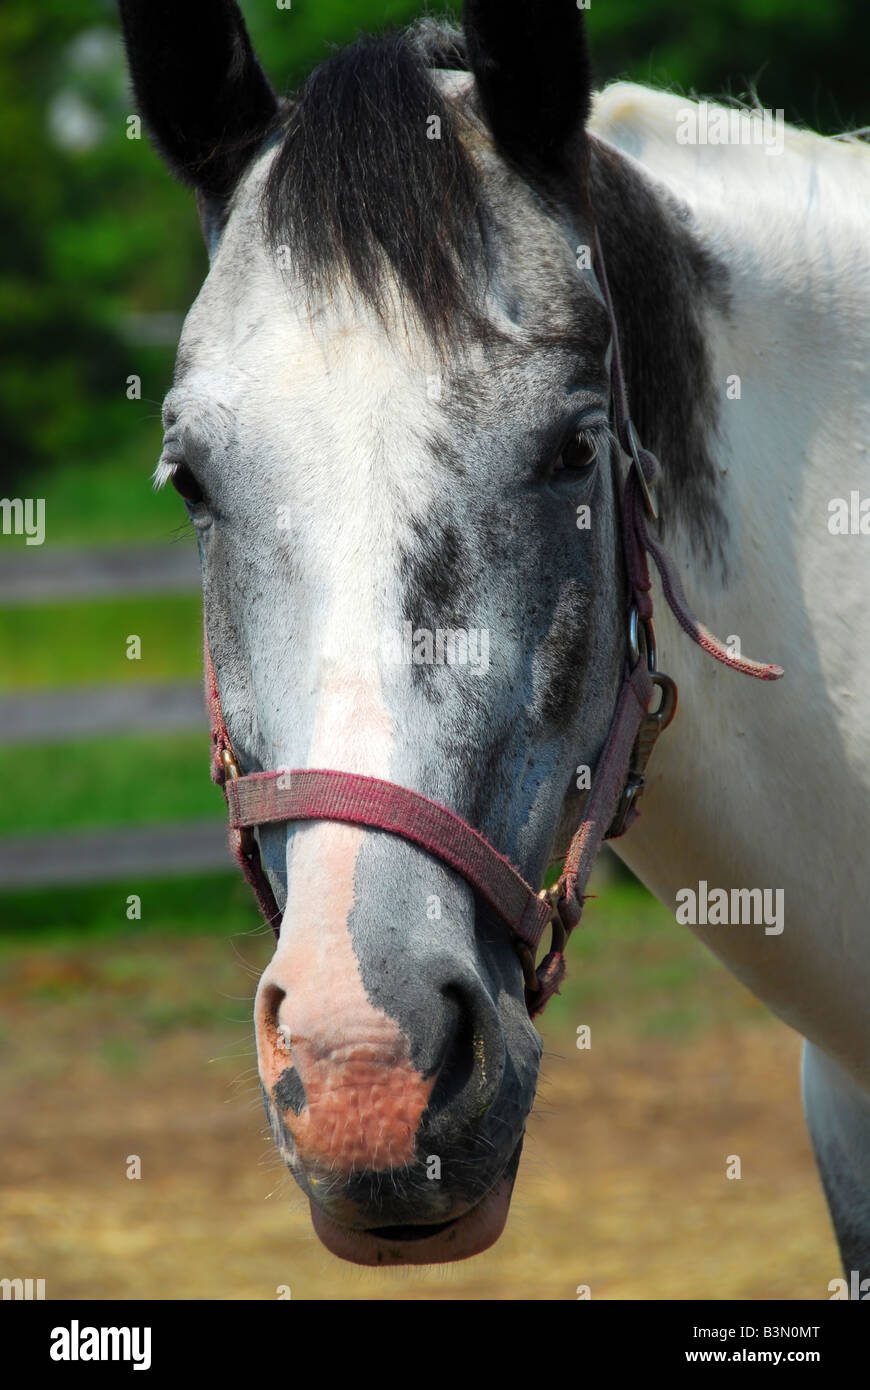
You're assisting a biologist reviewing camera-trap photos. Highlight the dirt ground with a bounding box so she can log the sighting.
[0,937,839,1301]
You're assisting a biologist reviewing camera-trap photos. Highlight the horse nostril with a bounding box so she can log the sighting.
[427,984,487,1116]
[255,979,290,1088]
[257,980,285,1036]
[256,978,309,1116]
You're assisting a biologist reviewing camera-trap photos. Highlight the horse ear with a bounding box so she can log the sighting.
[463,0,591,183]
[118,0,278,202]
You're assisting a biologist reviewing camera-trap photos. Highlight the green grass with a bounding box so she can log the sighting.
[0,733,221,834]
[0,594,201,690]
[532,875,767,1038]
[0,873,261,944]
[0,873,768,1040]
[0,880,265,1049]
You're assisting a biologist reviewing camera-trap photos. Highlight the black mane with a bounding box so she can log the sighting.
[262,21,490,341]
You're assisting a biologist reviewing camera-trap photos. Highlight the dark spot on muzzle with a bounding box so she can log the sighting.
[273,1065,307,1116]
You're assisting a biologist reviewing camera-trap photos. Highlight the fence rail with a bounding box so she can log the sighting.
[0,542,213,893]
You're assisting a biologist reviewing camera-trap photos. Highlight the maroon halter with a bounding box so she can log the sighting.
[205,228,783,1017]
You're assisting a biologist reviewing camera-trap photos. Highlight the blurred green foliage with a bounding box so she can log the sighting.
[1,0,867,500]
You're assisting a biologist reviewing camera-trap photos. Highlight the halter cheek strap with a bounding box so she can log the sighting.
[204,230,783,1018]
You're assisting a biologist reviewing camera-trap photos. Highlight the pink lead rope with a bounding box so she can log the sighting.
[204,229,783,1017]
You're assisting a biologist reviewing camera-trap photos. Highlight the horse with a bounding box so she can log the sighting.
[119,0,870,1277]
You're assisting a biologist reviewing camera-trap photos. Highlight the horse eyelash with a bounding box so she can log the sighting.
[153,458,176,491]
[582,422,617,458]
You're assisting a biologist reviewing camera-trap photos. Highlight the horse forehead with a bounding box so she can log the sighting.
[174,126,592,443]
[185,239,427,380]
[170,135,591,515]
[178,254,448,473]
[179,146,435,391]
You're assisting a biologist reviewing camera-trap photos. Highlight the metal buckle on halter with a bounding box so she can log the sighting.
[607,610,678,838]
[513,884,568,997]
[220,747,257,858]
[626,421,658,521]
[608,775,645,838]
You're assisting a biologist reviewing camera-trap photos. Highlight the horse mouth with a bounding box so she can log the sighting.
[363,1217,461,1241]
[308,1143,523,1266]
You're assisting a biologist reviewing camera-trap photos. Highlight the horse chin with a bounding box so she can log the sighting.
[308,1153,520,1267]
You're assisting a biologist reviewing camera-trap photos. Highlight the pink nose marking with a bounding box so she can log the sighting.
[288,1027,433,1170]
[258,821,433,1172]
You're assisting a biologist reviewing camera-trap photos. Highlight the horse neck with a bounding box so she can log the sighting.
[585,101,870,1034]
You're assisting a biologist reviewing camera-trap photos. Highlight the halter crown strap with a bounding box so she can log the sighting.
[592,226,783,684]
[204,229,783,1017]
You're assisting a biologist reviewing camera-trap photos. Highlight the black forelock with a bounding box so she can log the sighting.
[261,21,494,343]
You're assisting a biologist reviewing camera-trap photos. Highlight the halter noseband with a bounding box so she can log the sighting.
[204,227,783,1017]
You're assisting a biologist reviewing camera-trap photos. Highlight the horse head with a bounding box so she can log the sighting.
[119,0,733,1264]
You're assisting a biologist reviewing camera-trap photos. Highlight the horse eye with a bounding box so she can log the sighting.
[554,431,599,475]
[170,464,204,505]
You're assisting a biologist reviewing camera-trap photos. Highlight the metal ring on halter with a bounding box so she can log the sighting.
[513,886,568,995]
[628,608,657,673]
[626,421,658,521]
[220,748,257,858]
